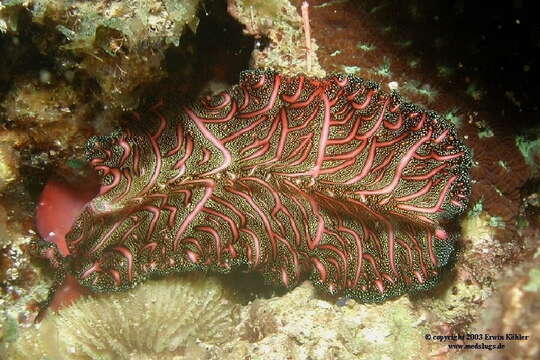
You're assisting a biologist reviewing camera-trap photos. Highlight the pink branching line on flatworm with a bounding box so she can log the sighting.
[59,70,471,302]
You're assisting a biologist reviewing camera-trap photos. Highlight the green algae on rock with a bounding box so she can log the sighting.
[0,0,202,110]
[0,0,200,47]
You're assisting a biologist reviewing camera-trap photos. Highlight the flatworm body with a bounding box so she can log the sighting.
[57,70,471,302]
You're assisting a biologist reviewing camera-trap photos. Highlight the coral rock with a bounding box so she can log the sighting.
[3,276,241,360]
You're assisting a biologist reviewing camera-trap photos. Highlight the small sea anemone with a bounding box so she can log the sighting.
[4,275,241,360]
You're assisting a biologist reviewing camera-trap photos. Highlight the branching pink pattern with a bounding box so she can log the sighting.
[63,70,471,301]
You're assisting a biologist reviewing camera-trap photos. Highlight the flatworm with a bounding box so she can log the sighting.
[46,70,471,302]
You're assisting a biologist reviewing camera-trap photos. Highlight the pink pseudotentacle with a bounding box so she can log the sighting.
[49,274,90,311]
[35,274,91,321]
[35,170,100,257]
